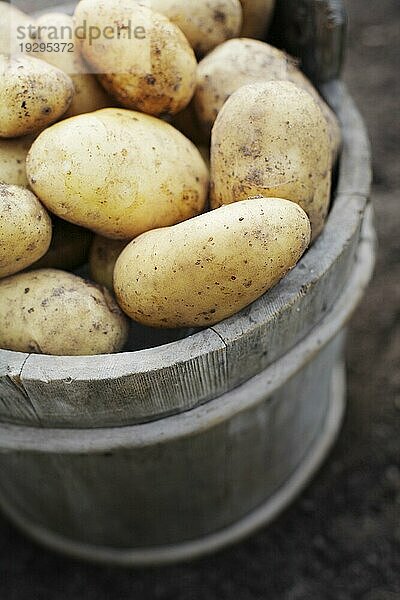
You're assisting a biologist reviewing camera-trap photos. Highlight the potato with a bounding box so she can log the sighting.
[0,269,129,355]
[114,197,311,328]
[0,184,52,279]
[32,219,93,272]
[147,0,243,56]
[0,135,35,186]
[0,1,35,55]
[240,0,275,39]
[195,38,341,158]
[0,55,74,138]
[210,81,332,240]
[26,108,209,240]
[30,13,111,118]
[89,236,129,290]
[74,0,197,117]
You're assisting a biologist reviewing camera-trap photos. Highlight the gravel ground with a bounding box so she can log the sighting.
[0,1,399,598]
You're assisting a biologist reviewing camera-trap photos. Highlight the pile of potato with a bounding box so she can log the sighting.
[0,0,339,356]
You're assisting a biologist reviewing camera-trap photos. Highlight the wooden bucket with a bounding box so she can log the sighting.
[0,1,375,564]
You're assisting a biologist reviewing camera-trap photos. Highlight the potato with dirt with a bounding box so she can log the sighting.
[147,0,243,56]
[195,38,341,159]
[29,12,111,118]
[114,197,311,328]
[0,55,74,138]
[210,81,332,239]
[0,269,129,355]
[0,184,52,279]
[26,108,209,240]
[74,0,197,117]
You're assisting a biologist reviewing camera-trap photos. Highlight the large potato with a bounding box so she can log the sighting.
[0,184,52,279]
[0,135,35,186]
[0,55,74,138]
[32,219,93,272]
[147,0,243,56]
[114,197,311,328]
[240,0,275,39]
[30,13,111,118]
[195,38,341,158]
[0,1,34,55]
[211,81,332,239]
[89,236,128,290]
[74,0,197,117]
[0,269,129,355]
[26,108,209,240]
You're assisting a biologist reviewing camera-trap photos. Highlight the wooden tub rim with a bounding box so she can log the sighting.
[0,81,371,382]
[0,363,346,566]
[0,207,375,454]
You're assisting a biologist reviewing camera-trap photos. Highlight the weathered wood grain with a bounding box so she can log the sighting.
[18,329,229,428]
[322,81,372,198]
[0,341,337,548]
[0,351,40,424]
[0,363,346,565]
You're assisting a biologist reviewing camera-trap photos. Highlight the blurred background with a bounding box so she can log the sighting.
[0,0,399,598]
